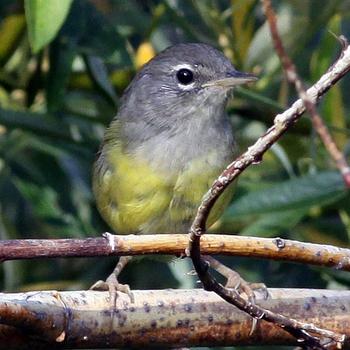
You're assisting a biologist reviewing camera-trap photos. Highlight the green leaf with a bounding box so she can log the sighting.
[24,0,73,53]
[241,209,306,236]
[63,91,115,123]
[59,0,131,65]
[310,15,341,79]
[85,55,118,107]
[270,143,295,178]
[246,4,307,72]
[310,15,347,148]
[224,171,347,218]
[13,178,63,219]
[0,108,73,141]
[46,36,76,112]
[231,0,255,65]
[0,14,26,65]
[235,87,284,111]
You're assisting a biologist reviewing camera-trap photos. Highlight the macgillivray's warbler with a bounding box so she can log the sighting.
[91,43,257,302]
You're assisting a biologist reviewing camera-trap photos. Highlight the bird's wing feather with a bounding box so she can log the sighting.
[93,133,172,234]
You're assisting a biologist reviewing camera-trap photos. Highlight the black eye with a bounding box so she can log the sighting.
[176,68,194,85]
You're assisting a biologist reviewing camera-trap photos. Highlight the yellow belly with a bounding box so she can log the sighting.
[93,143,234,234]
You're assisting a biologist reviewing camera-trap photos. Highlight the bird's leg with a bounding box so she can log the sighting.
[203,255,268,335]
[203,255,268,303]
[90,255,135,307]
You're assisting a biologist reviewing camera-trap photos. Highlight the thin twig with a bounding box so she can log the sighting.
[187,25,350,350]
[262,0,350,188]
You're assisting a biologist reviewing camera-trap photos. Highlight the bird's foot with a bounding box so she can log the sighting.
[90,273,134,308]
[203,255,269,303]
[90,255,134,309]
[224,274,268,336]
[225,271,269,303]
[204,255,269,335]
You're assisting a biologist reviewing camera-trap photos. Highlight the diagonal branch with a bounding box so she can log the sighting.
[262,0,350,188]
[187,25,350,350]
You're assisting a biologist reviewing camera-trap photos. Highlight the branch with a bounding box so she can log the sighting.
[1,234,350,271]
[187,28,350,350]
[0,289,350,349]
[262,0,350,188]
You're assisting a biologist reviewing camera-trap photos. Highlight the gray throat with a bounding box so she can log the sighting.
[121,104,235,176]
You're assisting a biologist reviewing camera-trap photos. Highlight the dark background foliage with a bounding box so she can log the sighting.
[0,1,349,348]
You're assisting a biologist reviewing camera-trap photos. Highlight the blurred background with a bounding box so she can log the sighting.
[0,1,349,348]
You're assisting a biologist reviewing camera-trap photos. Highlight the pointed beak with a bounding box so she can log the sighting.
[203,70,257,88]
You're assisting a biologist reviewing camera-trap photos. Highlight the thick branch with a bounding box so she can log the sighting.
[1,234,350,271]
[0,289,350,349]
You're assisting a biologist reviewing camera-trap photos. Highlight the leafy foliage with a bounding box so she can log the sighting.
[25,0,73,53]
[0,1,349,349]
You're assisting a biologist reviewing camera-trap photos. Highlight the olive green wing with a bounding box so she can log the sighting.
[93,141,173,234]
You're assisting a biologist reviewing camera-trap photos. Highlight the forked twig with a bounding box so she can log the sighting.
[262,0,350,188]
[188,5,350,348]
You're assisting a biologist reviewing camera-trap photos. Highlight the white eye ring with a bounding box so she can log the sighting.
[172,64,195,90]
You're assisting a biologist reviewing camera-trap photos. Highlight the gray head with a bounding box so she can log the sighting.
[118,43,256,125]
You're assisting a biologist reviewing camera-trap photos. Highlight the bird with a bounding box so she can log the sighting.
[91,43,257,302]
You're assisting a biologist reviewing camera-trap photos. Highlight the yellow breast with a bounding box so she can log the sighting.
[93,142,234,234]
